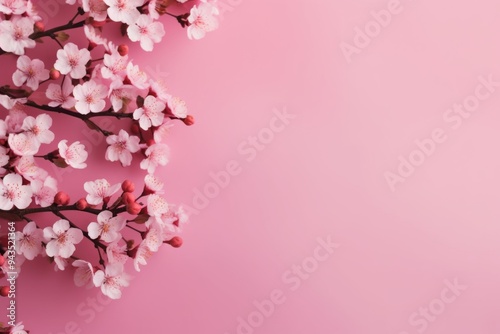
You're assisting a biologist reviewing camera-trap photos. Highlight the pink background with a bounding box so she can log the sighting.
[8,0,500,333]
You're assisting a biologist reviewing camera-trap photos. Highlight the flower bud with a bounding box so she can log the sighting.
[49,69,61,80]
[122,192,135,205]
[34,21,45,32]
[76,198,88,210]
[118,44,129,56]
[0,286,9,297]
[121,180,135,193]
[54,191,70,206]
[182,115,195,126]
[126,202,142,215]
[166,236,183,248]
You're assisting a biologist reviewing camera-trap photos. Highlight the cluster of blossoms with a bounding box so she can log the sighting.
[0,0,220,332]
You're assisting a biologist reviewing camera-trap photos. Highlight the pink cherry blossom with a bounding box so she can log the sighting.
[54,255,70,271]
[93,263,130,299]
[143,225,163,252]
[0,17,36,55]
[87,210,126,243]
[127,14,165,51]
[14,155,47,181]
[1,253,24,277]
[0,0,27,15]
[147,0,160,19]
[46,80,76,109]
[5,108,27,132]
[44,219,84,258]
[147,193,169,218]
[105,129,140,166]
[0,146,9,174]
[12,55,49,90]
[58,140,88,169]
[84,24,108,48]
[84,178,121,205]
[0,96,26,113]
[108,81,135,112]
[106,241,128,264]
[25,1,41,21]
[0,173,32,210]
[54,42,91,79]
[187,0,219,40]
[148,204,188,232]
[8,132,38,156]
[82,0,108,22]
[153,120,174,143]
[166,95,188,118]
[144,174,164,194]
[140,143,170,173]
[104,0,142,24]
[31,176,57,207]
[126,62,149,89]
[133,95,165,130]
[149,79,170,101]
[21,113,55,145]
[73,80,107,114]
[72,260,95,287]
[133,239,154,272]
[101,51,128,81]
[9,321,28,334]
[15,221,43,260]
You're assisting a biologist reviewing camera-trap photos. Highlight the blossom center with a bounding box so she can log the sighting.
[13,27,23,40]
[57,233,67,244]
[68,56,79,68]
[102,222,110,233]
[85,94,95,104]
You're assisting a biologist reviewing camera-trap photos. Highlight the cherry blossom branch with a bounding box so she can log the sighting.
[25,100,130,136]
[30,19,87,41]
[25,100,185,134]
[2,204,127,220]
[0,18,87,56]
[25,100,134,121]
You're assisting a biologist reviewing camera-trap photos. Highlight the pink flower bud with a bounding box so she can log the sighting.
[122,192,135,205]
[126,202,142,215]
[54,191,70,206]
[166,236,183,248]
[50,69,60,80]
[118,44,129,56]
[0,286,9,297]
[76,198,88,210]
[34,21,45,32]
[182,115,195,126]
[121,180,135,193]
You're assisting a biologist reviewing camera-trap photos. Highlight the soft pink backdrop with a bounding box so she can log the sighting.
[9,0,500,333]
